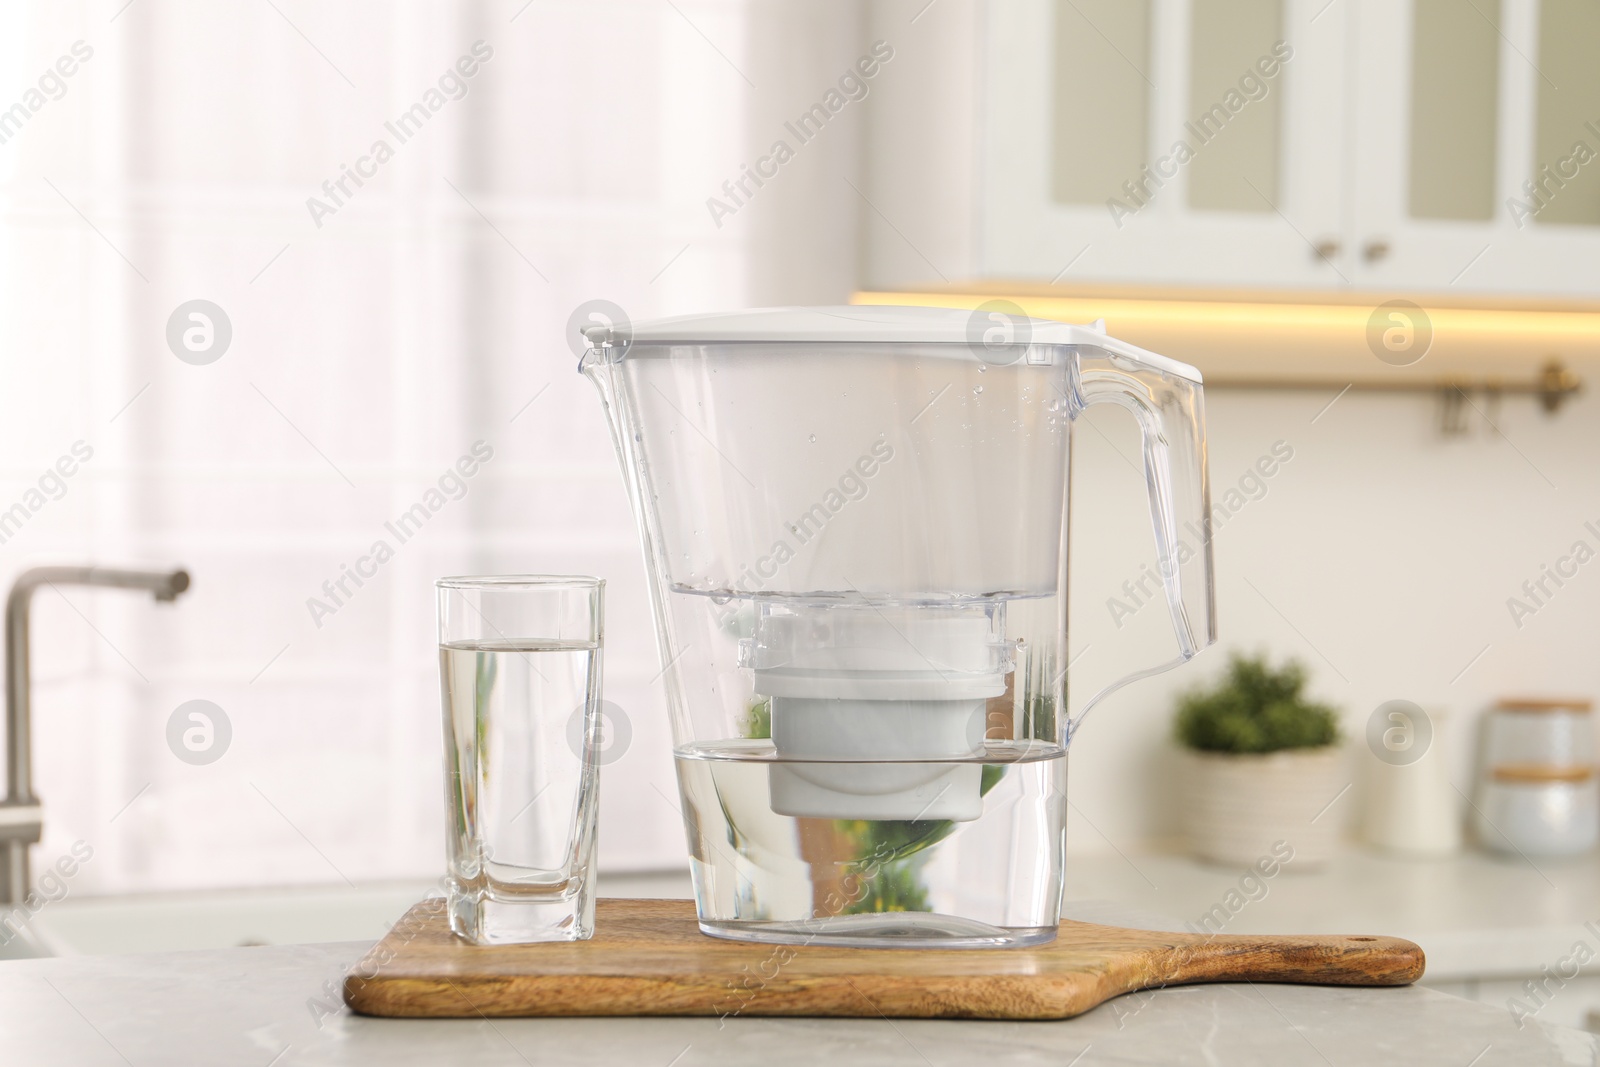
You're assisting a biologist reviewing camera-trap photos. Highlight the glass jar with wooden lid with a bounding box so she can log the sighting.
[1483,698,1594,770]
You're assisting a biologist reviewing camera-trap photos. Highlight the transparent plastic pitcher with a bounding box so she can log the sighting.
[580,305,1215,947]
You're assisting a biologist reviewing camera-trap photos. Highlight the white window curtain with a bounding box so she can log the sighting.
[0,0,863,894]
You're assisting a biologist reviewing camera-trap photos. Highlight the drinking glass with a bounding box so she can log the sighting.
[437,575,604,943]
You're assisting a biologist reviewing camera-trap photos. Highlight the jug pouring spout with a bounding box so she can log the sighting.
[572,301,634,433]
[576,320,634,472]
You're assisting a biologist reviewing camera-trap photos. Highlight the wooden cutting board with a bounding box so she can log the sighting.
[343,898,1424,1021]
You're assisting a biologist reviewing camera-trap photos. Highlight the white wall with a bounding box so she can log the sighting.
[1065,376,1600,855]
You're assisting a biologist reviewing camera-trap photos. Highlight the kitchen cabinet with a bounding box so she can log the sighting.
[866,0,1600,295]
[1352,0,1600,293]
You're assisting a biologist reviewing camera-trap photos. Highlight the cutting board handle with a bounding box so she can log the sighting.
[1135,928,1426,989]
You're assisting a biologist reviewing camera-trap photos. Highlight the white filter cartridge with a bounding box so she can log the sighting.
[746,603,1011,821]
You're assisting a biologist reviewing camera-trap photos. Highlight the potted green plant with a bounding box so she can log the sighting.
[1174,654,1345,867]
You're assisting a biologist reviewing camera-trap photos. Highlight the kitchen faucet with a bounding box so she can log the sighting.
[2,567,190,906]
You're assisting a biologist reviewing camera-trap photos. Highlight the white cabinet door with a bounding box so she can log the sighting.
[981,0,1348,288]
[969,0,1600,294]
[1349,0,1600,295]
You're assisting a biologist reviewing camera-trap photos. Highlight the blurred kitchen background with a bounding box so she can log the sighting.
[5,0,1600,1025]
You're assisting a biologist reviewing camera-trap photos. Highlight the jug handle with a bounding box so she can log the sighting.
[1068,340,1217,730]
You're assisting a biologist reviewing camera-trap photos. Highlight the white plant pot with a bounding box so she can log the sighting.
[1183,747,1347,868]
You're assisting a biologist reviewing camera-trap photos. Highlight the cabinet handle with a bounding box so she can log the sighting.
[1313,239,1341,262]
[1364,239,1391,263]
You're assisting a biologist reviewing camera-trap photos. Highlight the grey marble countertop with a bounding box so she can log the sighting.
[3,901,1598,1066]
